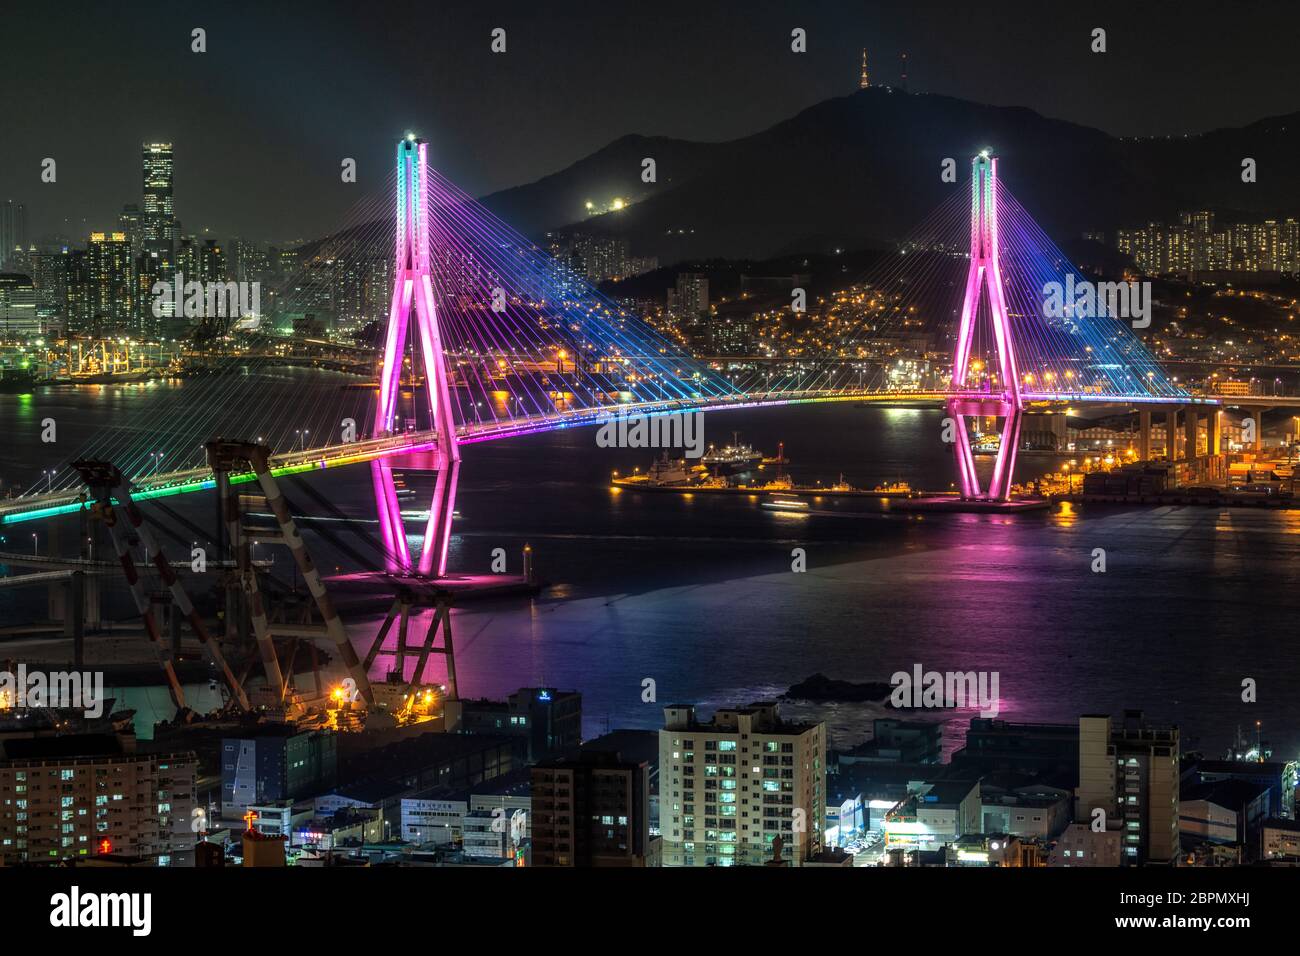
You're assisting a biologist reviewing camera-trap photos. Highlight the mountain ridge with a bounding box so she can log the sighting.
[479,88,1300,261]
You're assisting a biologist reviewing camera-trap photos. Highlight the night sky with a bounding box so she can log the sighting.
[2,0,1296,242]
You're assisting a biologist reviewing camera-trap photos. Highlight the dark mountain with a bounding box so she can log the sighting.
[479,88,1300,262]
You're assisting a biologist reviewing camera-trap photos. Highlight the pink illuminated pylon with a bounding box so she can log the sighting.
[373,137,461,577]
[949,152,1023,501]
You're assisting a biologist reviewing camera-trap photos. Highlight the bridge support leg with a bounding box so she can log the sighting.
[85,496,188,711]
[69,571,84,667]
[110,481,251,713]
[1165,409,1179,459]
[1139,410,1151,461]
[211,455,286,702]
[948,402,1021,501]
[242,445,376,709]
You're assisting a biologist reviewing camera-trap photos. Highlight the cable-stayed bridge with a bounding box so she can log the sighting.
[1,142,1222,573]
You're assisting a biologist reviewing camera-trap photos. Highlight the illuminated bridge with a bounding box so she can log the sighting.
[2,142,1227,577]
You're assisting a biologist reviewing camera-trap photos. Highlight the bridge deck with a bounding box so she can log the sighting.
[0,388,1216,526]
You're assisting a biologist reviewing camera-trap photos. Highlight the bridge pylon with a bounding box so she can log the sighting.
[373,136,461,577]
[949,152,1023,500]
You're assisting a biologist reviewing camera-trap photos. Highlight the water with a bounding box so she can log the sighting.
[2,375,1297,759]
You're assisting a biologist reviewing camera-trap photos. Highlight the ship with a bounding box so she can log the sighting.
[762,497,810,512]
[611,453,702,488]
[873,480,913,494]
[702,432,763,471]
[0,697,135,741]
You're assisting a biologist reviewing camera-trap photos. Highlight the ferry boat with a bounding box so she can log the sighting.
[702,432,763,470]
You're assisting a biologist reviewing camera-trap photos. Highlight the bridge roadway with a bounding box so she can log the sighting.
[0,386,1227,527]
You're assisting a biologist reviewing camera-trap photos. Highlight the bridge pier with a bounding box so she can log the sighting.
[1139,410,1151,461]
[1165,409,1179,459]
[1185,407,1201,460]
[1252,407,1269,452]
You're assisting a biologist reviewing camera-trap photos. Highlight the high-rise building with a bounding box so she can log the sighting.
[859,48,870,89]
[31,250,68,329]
[659,701,825,867]
[85,232,135,333]
[62,249,91,334]
[117,203,144,262]
[0,735,198,866]
[670,272,709,315]
[0,201,28,272]
[531,749,653,867]
[1077,711,1179,865]
[1118,213,1300,275]
[0,273,39,338]
[142,143,177,332]
[142,143,176,266]
[200,238,227,283]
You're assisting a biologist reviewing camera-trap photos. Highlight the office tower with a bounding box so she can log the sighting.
[531,750,653,867]
[1077,711,1180,865]
[118,203,145,261]
[142,143,176,265]
[659,701,825,867]
[142,143,176,331]
[0,201,28,272]
[85,232,134,332]
[859,48,870,89]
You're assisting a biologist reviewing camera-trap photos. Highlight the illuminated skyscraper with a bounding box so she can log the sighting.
[142,142,176,266]
[859,48,869,89]
[85,231,134,332]
[0,200,27,272]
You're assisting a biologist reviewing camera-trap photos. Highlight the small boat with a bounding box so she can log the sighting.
[762,498,810,512]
